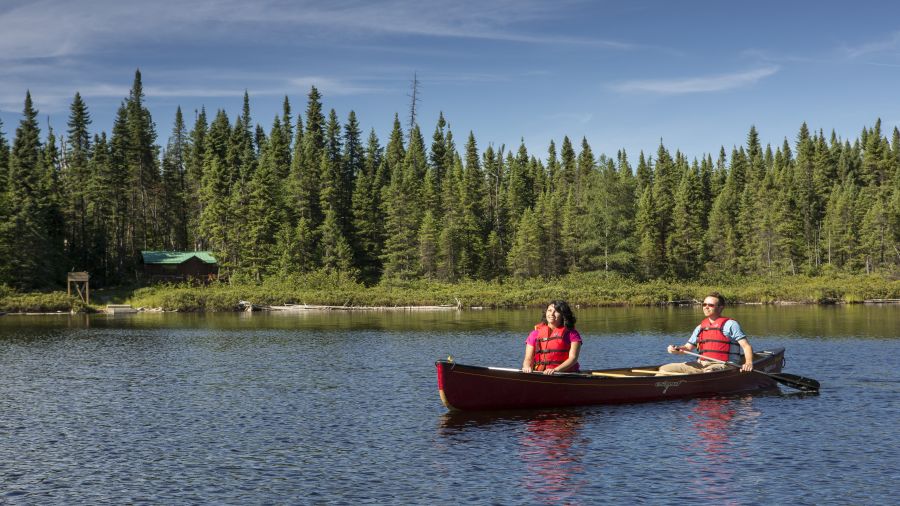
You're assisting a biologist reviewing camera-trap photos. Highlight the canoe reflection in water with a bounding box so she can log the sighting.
[682,397,761,503]
[518,413,588,505]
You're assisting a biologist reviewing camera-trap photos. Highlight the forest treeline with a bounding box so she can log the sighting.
[0,70,898,291]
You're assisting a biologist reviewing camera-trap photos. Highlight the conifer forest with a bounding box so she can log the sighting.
[1,71,898,291]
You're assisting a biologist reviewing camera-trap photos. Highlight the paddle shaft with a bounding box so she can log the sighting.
[674,348,749,369]
[674,348,819,391]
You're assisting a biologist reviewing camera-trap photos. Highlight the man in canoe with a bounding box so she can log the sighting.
[521,300,582,375]
[660,292,754,374]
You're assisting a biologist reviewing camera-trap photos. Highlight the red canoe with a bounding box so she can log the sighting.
[436,348,786,411]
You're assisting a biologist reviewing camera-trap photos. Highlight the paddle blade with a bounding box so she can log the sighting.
[769,372,820,392]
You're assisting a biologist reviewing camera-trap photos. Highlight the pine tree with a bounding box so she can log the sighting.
[544,141,558,194]
[320,207,355,276]
[458,132,486,278]
[124,70,162,252]
[429,113,449,208]
[437,156,464,282]
[3,92,56,287]
[648,142,679,269]
[635,151,652,194]
[418,210,439,278]
[62,92,93,270]
[381,125,426,279]
[342,110,363,225]
[507,207,542,278]
[289,86,325,229]
[242,116,290,280]
[0,118,10,191]
[481,144,508,278]
[635,186,663,278]
[558,136,577,188]
[559,189,580,272]
[535,189,564,277]
[506,140,532,222]
[42,125,66,287]
[859,187,890,272]
[107,104,134,280]
[319,109,344,220]
[198,156,233,276]
[281,96,293,163]
[666,161,704,277]
[160,107,189,250]
[85,133,114,282]
[351,129,385,283]
[276,218,318,276]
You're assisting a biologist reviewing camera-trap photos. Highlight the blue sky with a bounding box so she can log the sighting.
[1,0,899,162]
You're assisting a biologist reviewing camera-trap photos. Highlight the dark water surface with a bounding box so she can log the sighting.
[1,305,898,504]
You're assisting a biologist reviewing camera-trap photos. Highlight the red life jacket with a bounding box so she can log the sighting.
[532,323,577,371]
[696,317,740,362]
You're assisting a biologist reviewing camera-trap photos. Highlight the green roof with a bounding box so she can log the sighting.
[141,251,217,265]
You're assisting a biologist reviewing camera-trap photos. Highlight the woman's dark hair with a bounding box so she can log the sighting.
[541,300,577,328]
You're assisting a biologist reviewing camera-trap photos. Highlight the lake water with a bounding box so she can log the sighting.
[1,305,898,504]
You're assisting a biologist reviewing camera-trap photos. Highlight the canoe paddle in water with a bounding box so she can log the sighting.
[675,348,820,392]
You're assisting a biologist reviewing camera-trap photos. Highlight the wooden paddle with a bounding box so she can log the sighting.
[674,348,820,392]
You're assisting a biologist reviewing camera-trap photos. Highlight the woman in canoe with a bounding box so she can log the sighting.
[521,300,582,375]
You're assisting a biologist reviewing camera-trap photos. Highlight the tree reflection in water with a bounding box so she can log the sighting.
[684,397,761,504]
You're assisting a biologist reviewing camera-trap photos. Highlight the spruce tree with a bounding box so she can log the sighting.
[506,140,532,221]
[290,86,325,230]
[320,207,355,276]
[558,136,577,188]
[481,144,508,278]
[63,92,93,270]
[0,118,9,191]
[161,107,189,250]
[198,156,233,276]
[418,210,439,278]
[458,132,486,278]
[437,156,465,282]
[635,186,663,278]
[351,129,385,283]
[342,111,363,229]
[4,92,54,287]
[124,70,162,252]
[507,207,542,278]
[242,116,290,280]
[429,113,449,205]
[381,125,426,279]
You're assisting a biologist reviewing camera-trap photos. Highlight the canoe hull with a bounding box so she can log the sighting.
[436,348,785,411]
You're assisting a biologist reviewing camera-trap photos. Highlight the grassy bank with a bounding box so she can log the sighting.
[3,271,898,313]
[0,285,87,313]
[103,271,900,312]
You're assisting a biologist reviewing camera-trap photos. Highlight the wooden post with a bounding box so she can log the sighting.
[67,272,90,304]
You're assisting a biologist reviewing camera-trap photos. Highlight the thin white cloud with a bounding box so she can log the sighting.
[611,66,780,95]
[0,0,635,60]
[547,112,593,125]
[286,77,387,96]
[839,31,900,59]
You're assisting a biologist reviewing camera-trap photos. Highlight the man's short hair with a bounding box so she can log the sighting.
[707,292,726,306]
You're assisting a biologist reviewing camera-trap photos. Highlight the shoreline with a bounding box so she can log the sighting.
[2,298,900,316]
[3,273,898,314]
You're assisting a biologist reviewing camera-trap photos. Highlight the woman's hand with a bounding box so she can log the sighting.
[522,364,533,373]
